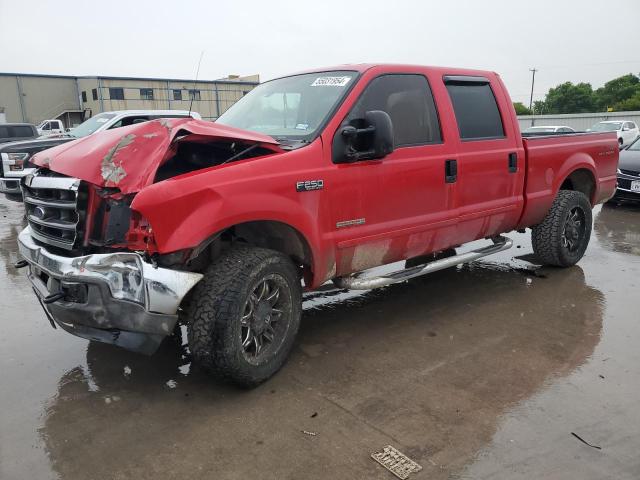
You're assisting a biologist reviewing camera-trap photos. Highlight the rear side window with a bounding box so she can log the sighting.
[348,74,441,146]
[0,126,9,138]
[445,78,504,140]
[11,126,34,137]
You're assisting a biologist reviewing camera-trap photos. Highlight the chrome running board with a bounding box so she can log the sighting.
[333,235,513,290]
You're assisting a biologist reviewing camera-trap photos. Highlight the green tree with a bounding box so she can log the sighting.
[594,74,640,110]
[513,102,532,115]
[533,100,546,115]
[544,82,595,114]
[613,91,640,111]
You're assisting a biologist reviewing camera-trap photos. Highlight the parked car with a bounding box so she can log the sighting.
[0,110,201,200]
[589,120,639,146]
[523,125,575,134]
[36,119,65,137]
[16,64,618,386]
[609,136,640,203]
[0,123,38,144]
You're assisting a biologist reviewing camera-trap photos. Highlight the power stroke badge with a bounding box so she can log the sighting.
[296,179,324,192]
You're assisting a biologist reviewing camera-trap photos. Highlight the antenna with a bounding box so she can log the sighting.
[188,51,204,118]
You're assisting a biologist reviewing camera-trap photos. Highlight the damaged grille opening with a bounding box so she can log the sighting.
[154,140,274,182]
[90,194,135,247]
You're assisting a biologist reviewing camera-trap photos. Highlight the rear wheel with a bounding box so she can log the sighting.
[186,245,301,387]
[532,190,592,267]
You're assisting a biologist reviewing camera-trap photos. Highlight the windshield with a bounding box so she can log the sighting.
[69,113,117,138]
[628,137,640,151]
[524,127,555,133]
[591,122,622,132]
[216,71,357,142]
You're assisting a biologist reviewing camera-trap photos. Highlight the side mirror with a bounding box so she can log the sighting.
[332,110,394,163]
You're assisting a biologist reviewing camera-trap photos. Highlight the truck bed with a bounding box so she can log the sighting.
[517,131,619,229]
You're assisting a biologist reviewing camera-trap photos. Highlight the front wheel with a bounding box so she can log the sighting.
[186,245,302,387]
[531,190,592,267]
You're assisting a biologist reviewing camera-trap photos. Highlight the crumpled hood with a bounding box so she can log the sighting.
[30,118,283,194]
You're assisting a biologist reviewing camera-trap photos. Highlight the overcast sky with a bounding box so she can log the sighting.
[1,0,639,105]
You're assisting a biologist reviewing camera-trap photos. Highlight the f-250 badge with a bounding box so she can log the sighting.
[296,179,324,192]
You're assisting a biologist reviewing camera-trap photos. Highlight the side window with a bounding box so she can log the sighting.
[0,126,9,138]
[109,88,125,100]
[11,126,35,137]
[110,116,149,128]
[444,77,505,140]
[347,74,441,146]
[140,88,154,100]
[42,122,51,130]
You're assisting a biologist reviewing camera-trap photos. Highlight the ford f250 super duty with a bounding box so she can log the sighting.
[15,64,618,386]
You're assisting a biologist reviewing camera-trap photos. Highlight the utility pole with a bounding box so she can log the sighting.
[529,68,537,112]
[529,68,538,126]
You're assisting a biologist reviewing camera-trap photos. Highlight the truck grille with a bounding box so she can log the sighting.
[22,170,86,250]
[620,168,639,177]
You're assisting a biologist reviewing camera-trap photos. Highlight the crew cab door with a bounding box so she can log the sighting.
[327,72,457,275]
[442,75,525,243]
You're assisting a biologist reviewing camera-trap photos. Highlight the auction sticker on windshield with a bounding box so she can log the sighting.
[311,76,351,87]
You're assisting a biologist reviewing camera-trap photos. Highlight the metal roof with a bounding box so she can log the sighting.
[0,72,258,85]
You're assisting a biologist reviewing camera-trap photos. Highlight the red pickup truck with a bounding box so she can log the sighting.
[17,64,618,386]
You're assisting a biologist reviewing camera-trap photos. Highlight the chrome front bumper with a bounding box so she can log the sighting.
[18,227,203,354]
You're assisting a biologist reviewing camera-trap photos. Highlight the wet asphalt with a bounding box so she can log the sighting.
[0,195,639,480]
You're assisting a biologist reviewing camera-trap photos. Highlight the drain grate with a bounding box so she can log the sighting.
[371,445,423,479]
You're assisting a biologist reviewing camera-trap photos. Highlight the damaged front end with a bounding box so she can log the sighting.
[17,118,283,353]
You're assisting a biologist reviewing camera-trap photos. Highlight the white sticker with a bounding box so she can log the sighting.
[311,76,351,87]
[295,123,309,130]
[96,118,108,123]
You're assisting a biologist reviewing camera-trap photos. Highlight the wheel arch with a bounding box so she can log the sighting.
[189,220,317,287]
[559,167,597,205]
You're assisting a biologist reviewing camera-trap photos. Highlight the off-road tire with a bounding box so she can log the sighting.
[186,245,301,387]
[532,190,592,267]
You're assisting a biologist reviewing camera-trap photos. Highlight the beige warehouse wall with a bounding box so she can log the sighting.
[2,74,258,124]
[0,76,22,122]
[18,76,79,124]
[77,78,100,117]
[93,77,257,120]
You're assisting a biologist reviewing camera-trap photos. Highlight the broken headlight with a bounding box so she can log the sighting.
[77,254,145,305]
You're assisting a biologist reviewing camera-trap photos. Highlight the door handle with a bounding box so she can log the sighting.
[508,152,518,173]
[445,159,457,183]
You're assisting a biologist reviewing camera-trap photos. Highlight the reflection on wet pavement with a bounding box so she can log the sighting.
[595,203,640,256]
[1,198,639,479]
